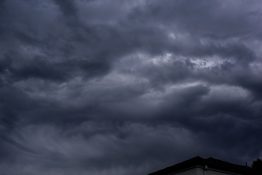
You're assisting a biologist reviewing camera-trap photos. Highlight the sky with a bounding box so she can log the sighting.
[0,0,262,175]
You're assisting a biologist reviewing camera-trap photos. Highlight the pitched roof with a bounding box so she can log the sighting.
[149,156,252,175]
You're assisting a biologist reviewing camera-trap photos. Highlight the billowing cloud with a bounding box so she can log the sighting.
[0,0,262,174]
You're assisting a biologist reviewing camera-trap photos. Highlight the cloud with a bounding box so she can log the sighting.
[0,0,262,174]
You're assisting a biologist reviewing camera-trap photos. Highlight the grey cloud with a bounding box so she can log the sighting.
[0,0,262,175]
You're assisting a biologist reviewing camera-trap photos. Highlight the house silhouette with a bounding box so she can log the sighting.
[148,156,262,175]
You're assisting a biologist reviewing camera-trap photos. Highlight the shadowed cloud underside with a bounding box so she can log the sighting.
[0,0,262,175]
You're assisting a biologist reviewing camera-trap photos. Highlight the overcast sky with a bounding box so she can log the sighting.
[0,0,262,175]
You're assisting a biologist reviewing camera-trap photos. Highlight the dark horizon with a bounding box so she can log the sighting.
[0,0,262,175]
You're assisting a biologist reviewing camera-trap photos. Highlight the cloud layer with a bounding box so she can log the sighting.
[0,0,262,174]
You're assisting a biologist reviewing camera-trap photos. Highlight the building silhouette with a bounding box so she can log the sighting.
[148,156,262,175]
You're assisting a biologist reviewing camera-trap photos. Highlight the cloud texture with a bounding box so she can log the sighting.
[0,0,262,174]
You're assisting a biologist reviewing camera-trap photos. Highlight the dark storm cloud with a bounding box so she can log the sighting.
[0,0,262,175]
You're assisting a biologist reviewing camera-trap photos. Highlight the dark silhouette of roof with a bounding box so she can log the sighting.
[149,156,255,175]
[252,158,262,175]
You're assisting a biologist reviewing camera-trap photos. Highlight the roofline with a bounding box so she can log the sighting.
[148,156,251,175]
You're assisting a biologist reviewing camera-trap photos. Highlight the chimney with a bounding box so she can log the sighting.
[252,158,262,172]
